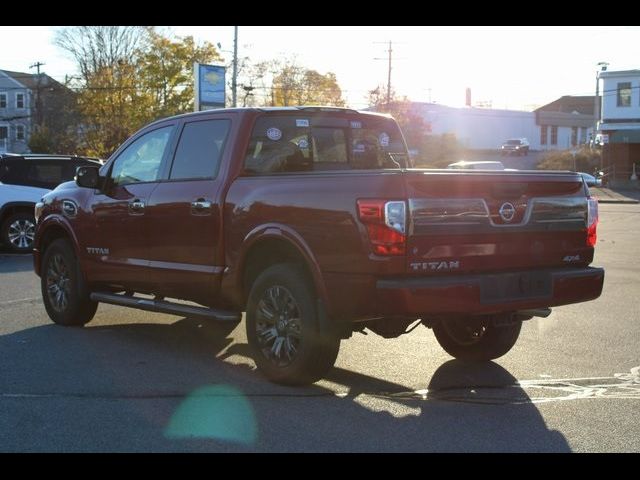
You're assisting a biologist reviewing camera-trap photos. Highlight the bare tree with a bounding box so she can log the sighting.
[54,26,149,81]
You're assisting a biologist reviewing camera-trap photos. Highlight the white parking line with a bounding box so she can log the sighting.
[0,297,40,307]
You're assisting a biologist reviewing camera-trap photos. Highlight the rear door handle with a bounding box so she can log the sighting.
[191,198,212,215]
[128,199,145,215]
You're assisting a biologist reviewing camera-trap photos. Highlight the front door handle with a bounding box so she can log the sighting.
[128,199,145,215]
[191,198,212,215]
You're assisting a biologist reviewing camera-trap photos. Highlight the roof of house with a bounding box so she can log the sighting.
[535,95,595,115]
[599,69,640,78]
[0,69,66,91]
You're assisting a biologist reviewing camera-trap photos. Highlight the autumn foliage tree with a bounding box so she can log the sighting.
[137,30,221,121]
[236,58,345,107]
[55,26,220,158]
[271,60,345,107]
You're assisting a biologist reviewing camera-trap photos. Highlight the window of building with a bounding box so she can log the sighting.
[550,126,558,145]
[617,82,632,107]
[571,127,578,147]
[16,93,25,109]
[580,127,587,144]
[16,125,25,141]
[540,125,548,145]
[0,93,7,108]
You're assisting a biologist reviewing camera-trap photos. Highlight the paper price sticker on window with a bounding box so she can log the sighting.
[379,132,390,147]
[296,119,310,127]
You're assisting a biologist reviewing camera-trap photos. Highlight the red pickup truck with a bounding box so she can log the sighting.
[33,107,604,385]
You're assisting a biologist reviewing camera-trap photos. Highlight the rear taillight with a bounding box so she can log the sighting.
[586,196,598,247]
[357,199,406,256]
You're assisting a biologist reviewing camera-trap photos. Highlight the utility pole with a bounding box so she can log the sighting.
[29,61,45,129]
[386,40,392,107]
[593,61,609,148]
[232,26,238,107]
[374,41,404,110]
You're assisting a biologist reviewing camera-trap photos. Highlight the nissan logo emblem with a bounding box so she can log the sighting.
[499,202,516,222]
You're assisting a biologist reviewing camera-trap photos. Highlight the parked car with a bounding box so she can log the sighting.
[448,160,506,170]
[0,154,101,252]
[578,172,603,187]
[500,138,530,156]
[33,107,603,385]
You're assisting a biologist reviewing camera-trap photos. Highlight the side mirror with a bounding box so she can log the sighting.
[75,166,100,189]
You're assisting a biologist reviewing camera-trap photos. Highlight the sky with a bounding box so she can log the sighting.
[1,26,639,111]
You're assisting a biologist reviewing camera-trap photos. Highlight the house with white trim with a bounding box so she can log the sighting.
[598,69,640,181]
[0,69,76,154]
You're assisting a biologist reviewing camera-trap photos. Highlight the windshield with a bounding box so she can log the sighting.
[505,139,521,145]
[243,114,409,175]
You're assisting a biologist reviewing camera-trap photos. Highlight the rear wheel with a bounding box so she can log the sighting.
[432,315,521,362]
[246,264,340,385]
[2,212,36,253]
[41,239,97,326]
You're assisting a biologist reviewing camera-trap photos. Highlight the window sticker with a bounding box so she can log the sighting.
[353,143,366,153]
[378,132,390,147]
[266,127,282,141]
[298,138,309,149]
[350,120,362,129]
[296,119,310,127]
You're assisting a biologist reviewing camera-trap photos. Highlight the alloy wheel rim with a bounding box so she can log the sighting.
[7,218,35,250]
[46,254,71,312]
[255,285,302,367]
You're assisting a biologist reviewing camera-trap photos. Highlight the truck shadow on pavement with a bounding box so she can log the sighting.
[0,316,570,452]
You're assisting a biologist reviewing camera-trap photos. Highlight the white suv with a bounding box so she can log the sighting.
[0,154,101,252]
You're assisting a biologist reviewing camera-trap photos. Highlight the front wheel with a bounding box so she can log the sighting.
[41,239,97,326]
[2,212,36,253]
[432,315,521,362]
[246,264,340,385]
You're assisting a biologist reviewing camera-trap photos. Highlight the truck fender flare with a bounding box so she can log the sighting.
[238,223,330,308]
[36,215,83,262]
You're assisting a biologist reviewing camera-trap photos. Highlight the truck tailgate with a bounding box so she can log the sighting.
[403,170,592,275]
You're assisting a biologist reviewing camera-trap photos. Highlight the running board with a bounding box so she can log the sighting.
[90,292,241,322]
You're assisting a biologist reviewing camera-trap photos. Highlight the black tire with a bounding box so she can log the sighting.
[41,238,97,326]
[433,315,521,362]
[246,263,340,385]
[1,212,36,253]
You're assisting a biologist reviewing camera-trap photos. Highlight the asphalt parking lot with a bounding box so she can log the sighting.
[0,203,638,452]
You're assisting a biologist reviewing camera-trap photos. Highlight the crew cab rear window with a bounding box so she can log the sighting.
[243,114,408,175]
[169,119,230,180]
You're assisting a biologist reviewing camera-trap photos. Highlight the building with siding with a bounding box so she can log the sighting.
[598,69,640,181]
[0,69,76,154]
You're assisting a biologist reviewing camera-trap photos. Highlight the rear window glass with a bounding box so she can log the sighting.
[243,114,407,175]
[0,160,73,189]
[170,119,230,180]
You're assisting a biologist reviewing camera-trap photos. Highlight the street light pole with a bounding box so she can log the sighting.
[232,26,238,108]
